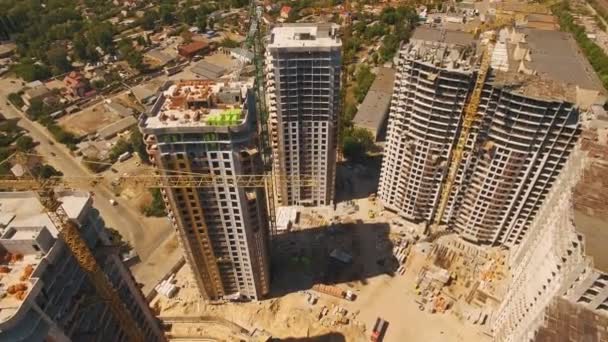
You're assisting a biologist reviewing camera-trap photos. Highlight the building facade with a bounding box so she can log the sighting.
[492,125,608,341]
[379,29,476,229]
[140,80,270,301]
[379,27,603,248]
[0,191,164,342]
[266,23,341,206]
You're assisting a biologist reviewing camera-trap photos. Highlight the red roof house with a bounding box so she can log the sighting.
[178,40,210,59]
[280,6,292,19]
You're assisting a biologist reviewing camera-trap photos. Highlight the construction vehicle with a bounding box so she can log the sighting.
[429,43,494,236]
[312,284,356,301]
[371,317,388,342]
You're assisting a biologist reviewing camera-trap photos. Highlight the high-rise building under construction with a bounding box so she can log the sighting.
[139,80,270,300]
[0,191,164,341]
[266,23,341,206]
[379,27,605,247]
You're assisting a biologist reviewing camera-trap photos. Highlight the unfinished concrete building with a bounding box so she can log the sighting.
[379,27,605,247]
[493,116,608,342]
[0,192,164,342]
[266,23,341,206]
[139,80,270,301]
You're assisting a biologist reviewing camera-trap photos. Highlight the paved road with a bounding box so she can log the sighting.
[0,77,170,261]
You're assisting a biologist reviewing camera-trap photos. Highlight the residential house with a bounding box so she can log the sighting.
[280,6,292,19]
[178,40,210,59]
[63,71,94,98]
[22,84,52,107]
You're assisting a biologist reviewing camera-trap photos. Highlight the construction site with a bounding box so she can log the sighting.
[149,194,497,342]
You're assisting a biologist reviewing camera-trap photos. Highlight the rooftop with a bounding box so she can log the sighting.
[145,49,175,66]
[402,29,477,72]
[191,60,226,80]
[268,23,341,49]
[411,27,475,47]
[353,68,396,137]
[142,80,250,130]
[98,116,137,140]
[407,27,605,104]
[23,85,51,100]
[178,40,209,56]
[491,28,605,104]
[0,253,41,322]
[0,192,90,323]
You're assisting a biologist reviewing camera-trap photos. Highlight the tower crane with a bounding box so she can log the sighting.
[0,152,314,341]
[429,44,493,237]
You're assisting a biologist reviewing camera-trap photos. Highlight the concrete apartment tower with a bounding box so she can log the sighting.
[140,80,270,301]
[379,27,605,248]
[266,23,341,206]
[492,121,608,342]
[0,191,164,342]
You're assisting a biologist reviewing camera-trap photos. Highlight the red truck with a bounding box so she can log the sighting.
[371,317,388,342]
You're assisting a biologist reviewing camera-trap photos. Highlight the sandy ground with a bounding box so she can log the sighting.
[351,273,492,342]
[151,193,492,341]
[57,102,121,137]
[132,233,182,295]
[101,157,179,292]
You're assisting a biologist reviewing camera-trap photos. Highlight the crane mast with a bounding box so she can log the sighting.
[430,46,492,233]
[37,189,147,342]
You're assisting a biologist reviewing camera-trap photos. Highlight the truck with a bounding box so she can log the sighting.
[371,317,388,342]
[311,284,355,301]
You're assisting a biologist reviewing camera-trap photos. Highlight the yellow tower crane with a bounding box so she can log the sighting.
[429,44,493,236]
[0,162,314,341]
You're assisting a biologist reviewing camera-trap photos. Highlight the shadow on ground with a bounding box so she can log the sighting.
[274,332,346,342]
[335,156,382,202]
[269,221,396,298]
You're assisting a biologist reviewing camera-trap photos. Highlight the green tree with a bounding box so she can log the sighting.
[32,164,62,179]
[7,93,24,107]
[231,0,248,8]
[354,65,375,103]
[342,127,374,160]
[220,38,239,48]
[129,127,149,163]
[197,15,208,32]
[109,138,133,162]
[91,79,105,90]
[143,188,167,217]
[73,34,89,61]
[379,34,399,62]
[47,46,71,74]
[141,10,159,30]
[181,7,197,25]
[15,136,34,151]
[26,99,45,120]
[119,39,145,72]
[87,22,115,53]
[13,60,51,82]
[136,35,148,47]
[159,4,176,25]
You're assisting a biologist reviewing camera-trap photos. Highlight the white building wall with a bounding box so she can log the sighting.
[492,147,607,341]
